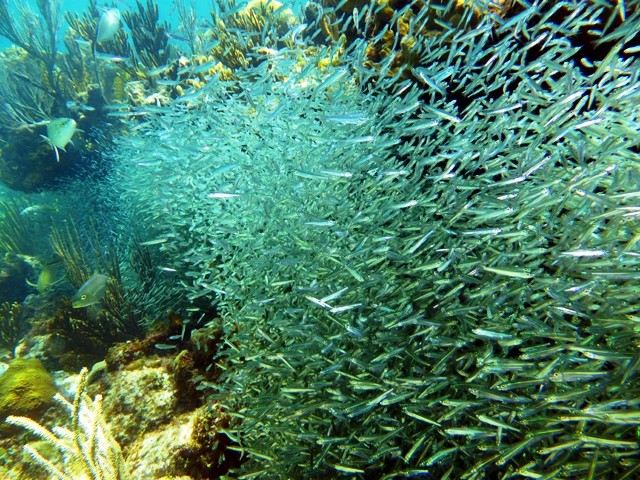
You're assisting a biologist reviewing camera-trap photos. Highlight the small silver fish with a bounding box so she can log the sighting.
[71,274,109,308]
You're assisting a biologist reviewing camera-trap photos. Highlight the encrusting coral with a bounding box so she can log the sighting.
[0,358,55,419]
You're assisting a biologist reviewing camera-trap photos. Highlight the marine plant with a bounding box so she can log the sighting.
[0,48,57,129]
[0,0,59,68]
[50,221,144,339]
[0,199,33,255]
[0,0,111,190]
[0,301,29,354]
[6,366,129,480]
[63,0,132,100]
[103,0,640,477]
[173,0,202,55]
[50,219,92,290]
[0,0,91,134]
[50,218,178,345]
[122,0,174,72]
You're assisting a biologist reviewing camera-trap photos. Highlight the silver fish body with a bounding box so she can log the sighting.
[71,274,109,308]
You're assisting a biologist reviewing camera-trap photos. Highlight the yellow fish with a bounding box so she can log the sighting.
[26,260,65,293]
[43,118,77,162]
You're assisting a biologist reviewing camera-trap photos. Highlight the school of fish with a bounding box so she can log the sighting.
[91,0,640,478]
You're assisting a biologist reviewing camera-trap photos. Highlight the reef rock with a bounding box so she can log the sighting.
[0,357,55,420]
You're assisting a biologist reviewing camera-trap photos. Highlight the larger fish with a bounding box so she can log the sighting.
[26,260,65,293]
[95,8,121,44]
[71,274,109,308]
[43,118,77,162]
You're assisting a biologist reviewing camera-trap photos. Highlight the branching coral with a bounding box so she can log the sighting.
[50,219,92,290]
[6,367,129,480]
[0,301,29,354]
[122,0,175,71]
[0,199,33,255]
[50,220,144,340]
[64,0,136,103]
[0,0,61,81]
[0,49,56,129]
[50,219,175,338]
[0,0,69,128]
[174,0,201,55]
[203,0,299,71]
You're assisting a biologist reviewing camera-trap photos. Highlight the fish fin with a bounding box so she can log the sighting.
[54,145,60,162]
[25,279,38,288]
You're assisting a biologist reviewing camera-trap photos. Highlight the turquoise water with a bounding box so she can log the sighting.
[0,0,212,50]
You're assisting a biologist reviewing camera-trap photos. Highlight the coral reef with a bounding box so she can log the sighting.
[101,360,177,446]
[5,367,129,479]
[0,0,171,190]
[202,0,300,71]
[0,358,55,419]
[124,404,239,478]
[1,0,639,479]
[21,298,133,372]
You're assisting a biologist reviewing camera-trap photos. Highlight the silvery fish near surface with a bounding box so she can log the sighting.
[71,274,109,308]
[95,8,121,44]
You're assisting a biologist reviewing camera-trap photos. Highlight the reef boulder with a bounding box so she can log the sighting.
[0,357,56,419]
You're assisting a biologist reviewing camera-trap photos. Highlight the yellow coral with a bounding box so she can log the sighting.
[241,0,296,24]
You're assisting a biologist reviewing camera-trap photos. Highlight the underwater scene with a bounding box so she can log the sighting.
[0,0,639,478]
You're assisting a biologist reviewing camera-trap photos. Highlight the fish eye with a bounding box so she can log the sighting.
[81,294,87,300]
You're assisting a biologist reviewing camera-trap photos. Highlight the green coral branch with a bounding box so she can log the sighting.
[0,0,60,69]
[50,219,92,289]
[0,301,28,354]
[0,0,80,129]
[0,199,33,255]
[122,0,174,71]
[6,367,129,480]
[50,220,146,340]
[0,59,56,128]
